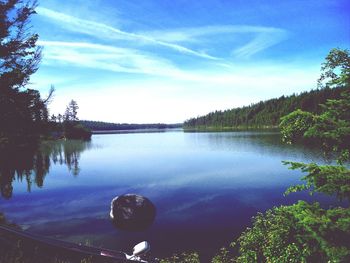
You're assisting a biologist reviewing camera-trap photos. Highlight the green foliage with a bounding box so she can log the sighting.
[64,100,79,122]
[232,48,350,263]
[280,75,350,199]
[160,252,200,263]
[0,0,41,90]
[284,162,350,201]
[318,48,350,89]
[185,49,349,130]
[280,109,315,144]
[304,91,350,156]
[0,0,50,146]
[80,120,182,131]
[49,100,92,140]
[280,90,350,149]
[211,247,235,263]
[184,86,347,130]
[64,123,92,140]
[234,201,350,263]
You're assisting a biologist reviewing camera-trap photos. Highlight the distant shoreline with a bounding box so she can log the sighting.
[183,126,279,132]
[91,127,279,134]
[92,127,183,134]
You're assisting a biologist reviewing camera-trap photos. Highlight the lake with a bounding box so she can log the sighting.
[0,130,342,260]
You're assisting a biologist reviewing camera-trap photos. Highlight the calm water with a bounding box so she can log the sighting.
[0,130,341,259]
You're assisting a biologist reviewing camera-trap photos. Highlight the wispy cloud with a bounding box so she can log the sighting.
[141,25,287,41]
[36,7,218,60]
[30,1,339,124]
[37,7,288,60]
[140,25,288,58]
[233,30,288,58]
[38,40,186,77]
[38,40,318,88]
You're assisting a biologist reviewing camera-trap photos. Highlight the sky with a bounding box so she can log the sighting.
[30,0,350,123]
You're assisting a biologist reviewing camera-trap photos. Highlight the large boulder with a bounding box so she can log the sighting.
[110,194,156,231]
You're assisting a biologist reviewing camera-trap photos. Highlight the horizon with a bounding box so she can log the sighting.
[30,0,349,124]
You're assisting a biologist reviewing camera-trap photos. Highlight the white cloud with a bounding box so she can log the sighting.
[36,7,218,60]
[233,31,288,58]
[33,7,317,124]
[37,7,288,60]
[38,40,186,77]
[141,25,286,41]
[140,25,288,58]
[38,40,316,89]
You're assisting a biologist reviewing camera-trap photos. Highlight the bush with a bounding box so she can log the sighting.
[233,201,350,263]
[160,252,200,263]
[279,109,315,144]
[64,123,92,140]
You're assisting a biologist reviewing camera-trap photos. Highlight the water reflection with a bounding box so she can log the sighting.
[0,131,342,260]
[185,131,327,162]
[0,140,91,199]
[42,140,91,176]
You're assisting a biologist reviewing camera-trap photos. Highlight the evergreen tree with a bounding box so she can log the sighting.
[64,100,79,122]
[62,99,91,140]
[0,0,41,90]
[57,113,63,123]
[0,0,48,145]
[184,86,347,130]
[228,48,350,263]
[68,99,79,121]
[204,49,350,263]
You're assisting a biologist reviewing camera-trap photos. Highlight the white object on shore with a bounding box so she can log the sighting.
[133,241,150,256]
[125,241,151,262]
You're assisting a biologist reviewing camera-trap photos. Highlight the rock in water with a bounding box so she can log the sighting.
[110,194,156,231]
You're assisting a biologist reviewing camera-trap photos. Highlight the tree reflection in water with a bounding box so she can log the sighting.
[0,140,91,199]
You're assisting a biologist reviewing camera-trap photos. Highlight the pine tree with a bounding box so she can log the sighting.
[0,0,41,91]
[0,0,47,145]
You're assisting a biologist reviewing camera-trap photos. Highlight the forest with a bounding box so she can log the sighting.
[184,86,348,130]
[161,48,350,263]
[1,0,349,262]
[80,121,182,131]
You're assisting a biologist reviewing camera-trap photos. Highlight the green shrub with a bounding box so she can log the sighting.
[64,123,92,140]
[160,252,200,263]
[234,201,350,263]
[280,109,315,144]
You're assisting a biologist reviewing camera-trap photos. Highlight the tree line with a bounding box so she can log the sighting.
[184,86,348,130]
[162,49,350,262]
[2,1,349,261]
[80,120,182,131]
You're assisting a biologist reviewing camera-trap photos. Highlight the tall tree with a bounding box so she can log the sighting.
[0,0,47,145]
[64,100,79,122]
[318,48,350,89]
[0,0,41,91]
[211,49,350,263]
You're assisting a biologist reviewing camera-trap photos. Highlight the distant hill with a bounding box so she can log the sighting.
[80,121,182,131]
[184,87,348,130]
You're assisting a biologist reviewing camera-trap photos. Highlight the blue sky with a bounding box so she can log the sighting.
[30,0,349,123]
